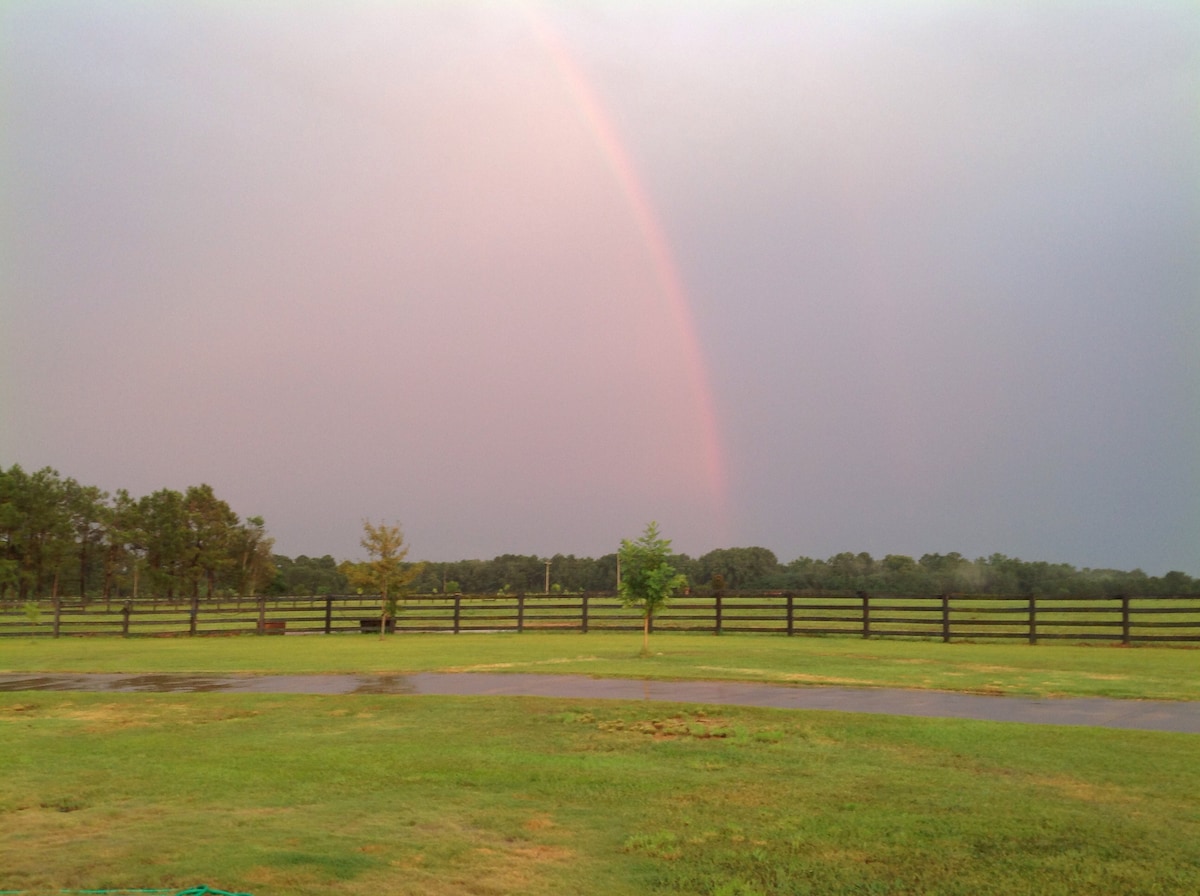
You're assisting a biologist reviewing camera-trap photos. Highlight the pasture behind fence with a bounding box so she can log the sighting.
[2,592,1199,645]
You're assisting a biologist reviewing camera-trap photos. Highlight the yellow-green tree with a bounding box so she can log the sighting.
[343,520,423,638]
[618,521,688,655]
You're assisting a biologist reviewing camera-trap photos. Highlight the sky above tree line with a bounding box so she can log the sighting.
[3,2,1198,574]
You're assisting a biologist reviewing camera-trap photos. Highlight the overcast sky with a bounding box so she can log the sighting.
[3,2,1198,573]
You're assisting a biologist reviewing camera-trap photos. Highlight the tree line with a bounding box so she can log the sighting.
[0,465,274,602]
[5,463,1197,602]
[279,546,1198,598]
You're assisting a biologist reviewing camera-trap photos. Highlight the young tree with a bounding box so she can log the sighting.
[618,521,688,655]
[343,520,423,638]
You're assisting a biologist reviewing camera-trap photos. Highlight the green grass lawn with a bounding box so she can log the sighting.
[2,631,1198,700]
[3,692,1198,896]
[3,634,1198,895]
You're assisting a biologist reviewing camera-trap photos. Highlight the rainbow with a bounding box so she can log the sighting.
[522,7,730,529]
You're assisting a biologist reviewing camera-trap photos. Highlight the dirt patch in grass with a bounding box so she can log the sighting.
[445,662,519,671]
[241,864,336,891]
[0,702,41,715]
[558,707,803,746]
[696,665,877,687]
[778,672,880,686]
[1030,775,1141,807]
[597,713,736,739]
[444,656,602,673]
[54,703,167,732]
[476,843,573,863]
[47,702,262,733]
[560,709,740,740]
[522,814,555,832]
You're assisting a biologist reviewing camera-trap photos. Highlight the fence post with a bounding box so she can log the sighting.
[714,592,723,635]
[324,595,333,635]
[189,595,199,637]
[257,596,266,635]
[786,593,794,637]
[453,593,461,634]
[581,593,589,634]
[1120,594,1130,645]
[941,594,951,643]
[859,591,870,639]
[1028,596,1037,645]
[517,593,525,633]
[122,600,132,637]
[52,596,61,639]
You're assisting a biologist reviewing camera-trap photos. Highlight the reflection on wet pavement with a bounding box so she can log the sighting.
[0,672,1197,733]
[349,675,418,695]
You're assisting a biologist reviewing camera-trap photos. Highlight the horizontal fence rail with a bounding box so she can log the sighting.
[2,592,1200,645]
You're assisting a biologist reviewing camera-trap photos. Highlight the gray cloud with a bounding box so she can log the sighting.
[3,2,1197,571]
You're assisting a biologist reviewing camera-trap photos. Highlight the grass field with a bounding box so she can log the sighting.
[4,692,1200,896]
[2,634,1198,895]
[2,631,1198,700]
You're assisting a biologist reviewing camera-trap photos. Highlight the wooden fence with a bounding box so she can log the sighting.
[2,592,1199,645]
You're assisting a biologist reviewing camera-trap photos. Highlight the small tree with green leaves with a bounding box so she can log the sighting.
[618,521,688,655]
[343,520,423,639]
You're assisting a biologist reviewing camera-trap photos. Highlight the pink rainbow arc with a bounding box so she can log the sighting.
[522,7,730,528]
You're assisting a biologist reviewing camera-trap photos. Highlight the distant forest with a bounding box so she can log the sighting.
[3,465,1197,601]
[277,549,1197,599]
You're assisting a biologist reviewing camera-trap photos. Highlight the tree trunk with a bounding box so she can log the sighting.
[379,585,388,641]
[52,571,61,639]
[79,542,88,604]
[642,614,650,655]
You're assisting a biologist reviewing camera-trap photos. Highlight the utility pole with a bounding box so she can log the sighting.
[544,558,552,594]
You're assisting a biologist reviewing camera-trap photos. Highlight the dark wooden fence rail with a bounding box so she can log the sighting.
[1,592,1198,644]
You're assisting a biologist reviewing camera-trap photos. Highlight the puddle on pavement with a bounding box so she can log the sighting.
[0,672,1196,733]
[0,672,420,695]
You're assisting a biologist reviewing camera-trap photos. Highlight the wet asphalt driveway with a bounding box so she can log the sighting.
[1,672,1197,733]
